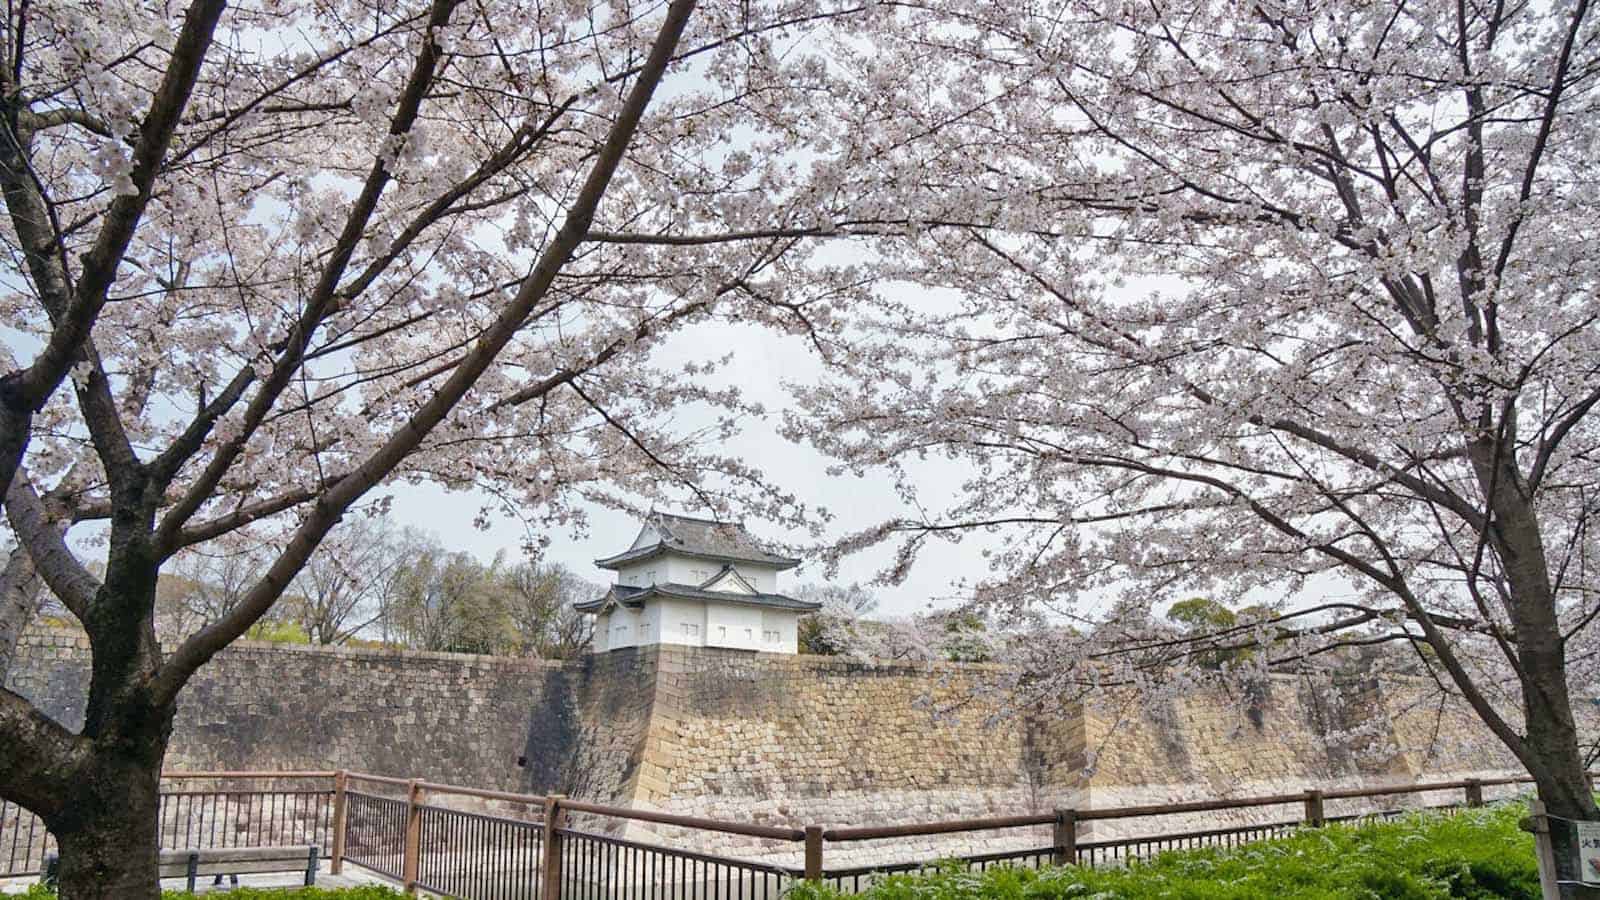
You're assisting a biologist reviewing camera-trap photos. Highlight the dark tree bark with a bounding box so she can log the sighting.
[0,0,705,896]
[0,549,43,678]
[47,731,170,899]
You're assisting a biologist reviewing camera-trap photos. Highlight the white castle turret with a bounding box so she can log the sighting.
[576,512,819,654]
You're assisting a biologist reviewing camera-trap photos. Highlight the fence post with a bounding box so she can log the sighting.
[1052,809,1078,866]
[1527,800,1563,900]
[1464,778,1484,808]
[1303,790,1325,827]
[542,794,567,900]
[330,770,349,875]
[402,779,422,895]
[804,826,824,881]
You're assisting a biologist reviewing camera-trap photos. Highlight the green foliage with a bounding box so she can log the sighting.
[937,610,994,663]
[16,885,405,899]
[1167,597,1238,632]
[1166,597,1247,669]
[243,618,312,644]
[786,803,1538,900]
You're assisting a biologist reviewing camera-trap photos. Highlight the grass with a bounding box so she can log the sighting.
[787,802,1538,900]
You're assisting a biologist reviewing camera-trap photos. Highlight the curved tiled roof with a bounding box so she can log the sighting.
[573,582,821,614]
[594,512,800,571]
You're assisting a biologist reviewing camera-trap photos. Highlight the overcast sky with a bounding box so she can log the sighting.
[385,317,995,618]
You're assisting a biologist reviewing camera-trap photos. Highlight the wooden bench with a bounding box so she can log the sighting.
[156,845,319,892]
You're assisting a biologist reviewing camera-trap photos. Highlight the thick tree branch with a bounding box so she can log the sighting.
[168,485,323,552]
[3,474,100,621]
[0,546,44,678]
[151,0,702,705]
[147,366,256,490]
[0,685,89,819]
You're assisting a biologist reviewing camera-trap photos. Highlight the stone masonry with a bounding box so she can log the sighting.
[7,629,1529,868]
[7,627,562,789]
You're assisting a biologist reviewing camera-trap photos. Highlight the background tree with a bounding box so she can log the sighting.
[290,517,408,646]
[387,541,508,653]
[791,0,1600,851]
[160,542,273,641]
[1166,598,1245,670]
[497,559,598,659]
[0,0,873,894]
[793,581,878,655]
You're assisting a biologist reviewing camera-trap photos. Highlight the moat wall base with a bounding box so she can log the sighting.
[7,631,1527,865]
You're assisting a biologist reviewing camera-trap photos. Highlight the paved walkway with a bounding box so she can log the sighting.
[0,859,403,894]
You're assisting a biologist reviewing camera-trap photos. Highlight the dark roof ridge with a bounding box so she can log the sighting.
[594,515,801,570]
[652,510,741,527]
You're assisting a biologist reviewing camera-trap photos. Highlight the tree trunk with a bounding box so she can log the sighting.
[1468,442,1600,897]
[44,524,174,899]
[1522,647,1595,821]
[0,546,44,678]
[48,749,166,900]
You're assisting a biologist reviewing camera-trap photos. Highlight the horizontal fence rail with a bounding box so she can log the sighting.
[0,768,1555,893]
[1,773,335,878]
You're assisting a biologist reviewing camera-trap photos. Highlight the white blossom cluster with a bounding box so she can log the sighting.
[780,0,1600,795]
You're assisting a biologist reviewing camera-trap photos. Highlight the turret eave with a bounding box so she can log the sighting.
[592,544,800,572]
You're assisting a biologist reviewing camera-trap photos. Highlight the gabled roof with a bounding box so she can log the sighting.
[573,581,821,614]
[594,512,800,571]
[699,564,759,594]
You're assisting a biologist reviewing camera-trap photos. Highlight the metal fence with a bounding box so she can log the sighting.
[0,799,52,879]
[0,771,334,879]
[557,829,795,900]
[417,803,543,899]
[342,780,410,882]
[0,769,1540,895]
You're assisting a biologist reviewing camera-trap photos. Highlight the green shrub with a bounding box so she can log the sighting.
[787,802,1538,900]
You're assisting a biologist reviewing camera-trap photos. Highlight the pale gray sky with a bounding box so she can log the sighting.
[385,319,995,617]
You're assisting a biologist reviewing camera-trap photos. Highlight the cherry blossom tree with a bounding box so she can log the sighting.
[788,0,1600,846]
[0,0,876,894]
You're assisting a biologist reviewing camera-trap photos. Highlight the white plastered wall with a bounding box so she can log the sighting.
[605,605,646,649]
[760,609,800,654]
[616,561,662,588]
[652,596,708,647]
[617,554,782,592]
[731,564,778,592]
[704,602,767,652]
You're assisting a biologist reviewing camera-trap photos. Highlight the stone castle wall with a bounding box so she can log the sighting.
[6,629,1527,867]
[7,628,560,790]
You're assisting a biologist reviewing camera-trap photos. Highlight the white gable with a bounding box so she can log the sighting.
[628,523,660,551]
[701,567,759,594]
